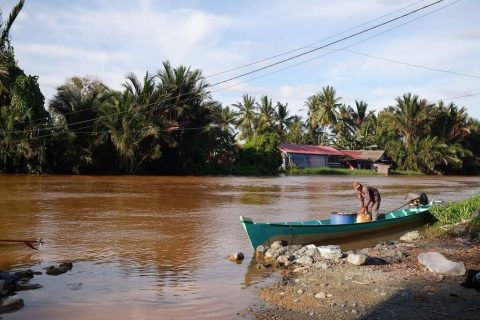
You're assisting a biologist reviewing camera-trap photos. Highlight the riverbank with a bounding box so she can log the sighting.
[243,229,480,320]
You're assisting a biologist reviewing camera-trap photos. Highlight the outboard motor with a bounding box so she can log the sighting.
[419,193,429,205]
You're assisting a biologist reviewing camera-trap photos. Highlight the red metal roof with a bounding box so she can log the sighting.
[341,150,385,161]
[279,144,345,156]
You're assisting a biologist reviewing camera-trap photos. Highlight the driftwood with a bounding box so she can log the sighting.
[0,239,43,250]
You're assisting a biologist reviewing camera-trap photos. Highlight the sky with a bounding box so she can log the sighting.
[3,0,480,119]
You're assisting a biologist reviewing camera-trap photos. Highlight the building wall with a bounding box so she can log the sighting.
[285,153,328,168]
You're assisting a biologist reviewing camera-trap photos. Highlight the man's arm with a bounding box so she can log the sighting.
[362,186,372,208]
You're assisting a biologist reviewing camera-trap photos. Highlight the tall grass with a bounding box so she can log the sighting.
[390,170,424,176]
[430,194,480,225]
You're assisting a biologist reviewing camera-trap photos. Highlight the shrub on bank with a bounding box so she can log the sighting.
[430,194,480,225]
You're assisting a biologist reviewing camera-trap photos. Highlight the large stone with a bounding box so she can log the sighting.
[270,241,284,250]
[449,224,468,237]
[418,252,466,276]
[0,297,24,314]
[347,253,368,266]
[317,245,343,260]
[314,292,326,299]
[400,231,421,242]
[228,252,244,262]
[295,255,313,266]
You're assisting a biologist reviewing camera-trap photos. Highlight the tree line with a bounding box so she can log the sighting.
[1,1,479,175]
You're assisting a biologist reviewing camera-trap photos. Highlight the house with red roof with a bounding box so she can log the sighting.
[279,144,390,173]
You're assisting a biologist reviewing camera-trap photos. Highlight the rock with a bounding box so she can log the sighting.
[418,252,466,276]
[270,241,284,250]
[14,269,35,279]
[276,254,293,266]
[400,231,421,242]
[45,262,73,276]
[317,245,343,260]
[264,247,287,262]
[0,272,17,286]
[16,282,42,291]
[472,208,480,218]
[449,224,468,237]
[0,297,24,314]
[313,261,329,269]
[347,253,368,266]
[295,256,313,266]
[297,289,304,294]
[314,292,326,299]
[255,245,268,260]
[228,252,245,262]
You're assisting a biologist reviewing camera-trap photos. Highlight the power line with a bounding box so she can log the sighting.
[210,0,462,93]
[0,0,464,139]
[206,0,428,78]
[210,0,446,87]
[22,0,435,128]
[339,48,480,79]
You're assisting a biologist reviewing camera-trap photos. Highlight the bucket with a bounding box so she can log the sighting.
[330,212,357,225]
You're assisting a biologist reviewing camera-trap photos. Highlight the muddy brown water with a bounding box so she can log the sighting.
[0,175,479,319]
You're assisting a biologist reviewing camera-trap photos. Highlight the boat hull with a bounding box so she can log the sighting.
[240,205,432,249]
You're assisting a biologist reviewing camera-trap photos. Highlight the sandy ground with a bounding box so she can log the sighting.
[242,236,480,320]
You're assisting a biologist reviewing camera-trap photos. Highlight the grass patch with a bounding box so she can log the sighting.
[430,194,480,225]
[390,170,424,176]
[286,167,377,175]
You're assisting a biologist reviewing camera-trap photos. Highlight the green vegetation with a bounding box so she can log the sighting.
[1,1,479,176]
[430,194,480,225]
[390,170,424,176]
[286,167,377,176]
[425,195,480,238]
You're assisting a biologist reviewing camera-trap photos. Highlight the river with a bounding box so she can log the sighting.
[0,175,479,319]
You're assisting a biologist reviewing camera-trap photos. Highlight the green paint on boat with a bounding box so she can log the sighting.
[240,204,433,249]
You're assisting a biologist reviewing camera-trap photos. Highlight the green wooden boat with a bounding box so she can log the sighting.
[240,203,434,249]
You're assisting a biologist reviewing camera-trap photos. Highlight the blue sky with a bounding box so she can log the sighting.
[3,0,480,119]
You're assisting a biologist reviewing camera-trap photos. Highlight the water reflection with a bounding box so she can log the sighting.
[0,175,479,319]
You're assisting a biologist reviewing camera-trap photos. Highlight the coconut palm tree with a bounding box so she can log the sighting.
[389,93,434,149]
[0,0,24,49]
[432,101,471,143]
[155,61,219,173]
[306,85,341,129]
[285,115,306,144]
[332,104,355,148]
[351,100,368,128]
[256,95,276,134]
[233,93,257,139]
[275,102,293,141]
[98,88,160,174]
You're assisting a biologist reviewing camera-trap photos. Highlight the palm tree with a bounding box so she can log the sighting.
[306,85,341,129]
[389,93,434,149]
[306,85,341,144]
[432,101,471,143]
[0,0,24,49]
[99,94,160,174]
[351,100,368,128]
[275,102,293,141]
[0,0,24,97]
[285,115,306,144]
[233,93,257,139]
[332,104,355,148]
[156,61,218,173]
[256,95,275,134]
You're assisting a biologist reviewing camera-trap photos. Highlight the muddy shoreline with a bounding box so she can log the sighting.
[242,233,480,320]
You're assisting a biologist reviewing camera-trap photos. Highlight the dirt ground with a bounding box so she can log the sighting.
[245,236,480,320]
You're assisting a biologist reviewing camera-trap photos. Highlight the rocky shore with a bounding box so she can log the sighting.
[0,262,73,315]
[241,229,480,320]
